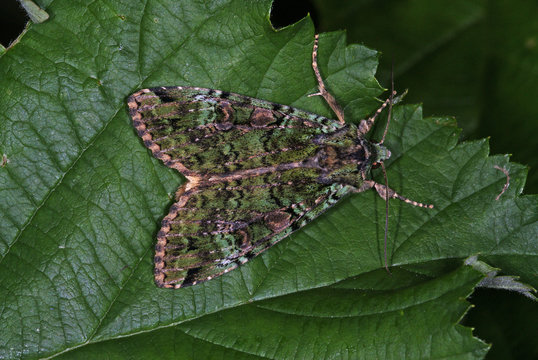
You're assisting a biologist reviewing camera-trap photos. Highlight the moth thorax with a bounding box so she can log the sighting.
[318,143,365,168]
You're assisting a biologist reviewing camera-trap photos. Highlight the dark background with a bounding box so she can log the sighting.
[2,0,536,359]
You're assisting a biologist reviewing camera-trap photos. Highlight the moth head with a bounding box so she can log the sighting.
[372,142,391,164]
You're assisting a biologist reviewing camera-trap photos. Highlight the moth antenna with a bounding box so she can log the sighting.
[380,63,395,145]
[381,163,391,274]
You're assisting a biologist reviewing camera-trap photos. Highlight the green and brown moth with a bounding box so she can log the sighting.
[127,35,433,289]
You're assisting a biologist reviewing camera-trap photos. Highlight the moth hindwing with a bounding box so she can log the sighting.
[127,35,433,288]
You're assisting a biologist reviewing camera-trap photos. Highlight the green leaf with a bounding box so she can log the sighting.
[0,0,535,359]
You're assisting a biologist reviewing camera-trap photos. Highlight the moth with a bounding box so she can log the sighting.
[127,35,433,288]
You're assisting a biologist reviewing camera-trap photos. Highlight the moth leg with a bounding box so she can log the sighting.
[361,180,434,209]
[355,180,433,208]
[310,34,346,125]
[357,92,396,136]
